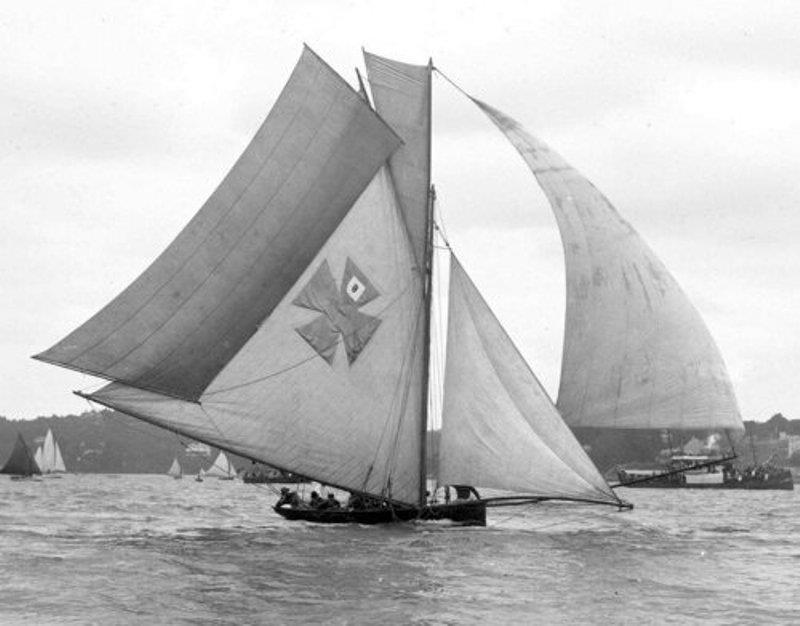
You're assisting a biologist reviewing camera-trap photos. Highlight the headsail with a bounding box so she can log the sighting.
[39,428,64,473]
[1,433,41,476]
[439,255,619,504]
[34,45,402,403]
[34,445,43,470]
[53,442,66,473]
[472,99,742,432]
[82,166,426,505]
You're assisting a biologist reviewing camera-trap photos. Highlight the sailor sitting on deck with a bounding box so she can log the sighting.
[276,487,301,508]
[318,493,341,510]
[309,491,324,508]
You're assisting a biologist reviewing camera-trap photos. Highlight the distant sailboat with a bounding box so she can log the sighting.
[34,445,43,470]
[1,433,41,479]
[195,468,205,483]
[167,457,183,479]
[204,452,236,481]
[38,428,66,476]
[36,45,745,524]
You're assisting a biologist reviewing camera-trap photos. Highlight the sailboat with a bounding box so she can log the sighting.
[167,457,183,479]
[37,428,67,476]
[35,45,743,525]
[204,452,237,481]
[1,433,42,479]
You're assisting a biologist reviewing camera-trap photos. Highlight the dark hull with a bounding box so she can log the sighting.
[273,501,487,526]
[243,476,311,484]
[617,473,794,490]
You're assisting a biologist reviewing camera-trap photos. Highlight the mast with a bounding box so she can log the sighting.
[418,58,434,508]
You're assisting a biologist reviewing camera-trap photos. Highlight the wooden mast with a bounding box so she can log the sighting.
[418,58,434,508]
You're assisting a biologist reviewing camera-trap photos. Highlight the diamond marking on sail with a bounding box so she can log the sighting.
[293,258,382,365]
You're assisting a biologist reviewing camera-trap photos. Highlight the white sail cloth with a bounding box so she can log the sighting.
[439,256,619,504]
[35,46,402,403]
[167,458,182,478]
[205,452,234,479]
[364,51,431,266]
[474,100,743,432]
[87,167,425,504]
[39,428,66,473]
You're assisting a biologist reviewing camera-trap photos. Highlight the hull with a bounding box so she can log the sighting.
[242,474,310,484]
[273,501,487,526]
[618,470,794,490]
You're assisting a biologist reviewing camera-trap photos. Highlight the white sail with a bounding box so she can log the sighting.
[34,446,43,470]
[439,255,619,504]
[34,46,401,403]
[86,166,426,504]
[205,452,235,479]
[53,443,66,473]
[474,99,743,432]
[167,457,182,478]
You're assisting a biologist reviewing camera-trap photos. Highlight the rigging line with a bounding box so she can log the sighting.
[203,280,415,397]
[198,403,239,473]
[375,297,426,491]
[432,66,473,101]
[81,395,195,448]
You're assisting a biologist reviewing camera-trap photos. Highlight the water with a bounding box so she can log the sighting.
[1,475,798,624]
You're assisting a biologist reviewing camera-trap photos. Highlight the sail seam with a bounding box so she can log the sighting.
[99,88,345,378]
[57,56,326,368]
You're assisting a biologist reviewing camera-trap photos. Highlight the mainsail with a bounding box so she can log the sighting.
[82,166,426,504]
[205,452,235,479]
[439,255,619,504]
[167,457,182,478]
[473,99,743,432]
[39,428,66,473]
[51,48,427,506]
[1,433,41,476]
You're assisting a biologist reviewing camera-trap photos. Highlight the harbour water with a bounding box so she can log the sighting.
[1,475,798,624]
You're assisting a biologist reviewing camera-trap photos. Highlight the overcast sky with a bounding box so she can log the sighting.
[2,0,799,422]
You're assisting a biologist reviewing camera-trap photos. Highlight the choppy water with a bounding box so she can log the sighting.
[1,475,798,625]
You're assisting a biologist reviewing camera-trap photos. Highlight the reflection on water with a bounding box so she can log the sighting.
[1,475,798,624]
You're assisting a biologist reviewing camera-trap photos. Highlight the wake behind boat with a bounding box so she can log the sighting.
[36,45,752,524]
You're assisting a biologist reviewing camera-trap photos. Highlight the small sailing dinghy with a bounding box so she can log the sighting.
[204,452,237,481]
[37,428,66,477]
[41,45,759,526]
[167,457,183,479]
[1,433,42,480]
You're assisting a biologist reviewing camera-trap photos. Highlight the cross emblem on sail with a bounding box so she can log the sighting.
[293,258,382,365]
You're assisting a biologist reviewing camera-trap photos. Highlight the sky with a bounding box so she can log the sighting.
[2,0,799,422]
